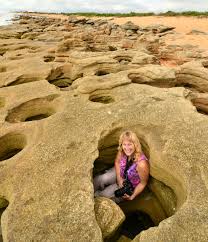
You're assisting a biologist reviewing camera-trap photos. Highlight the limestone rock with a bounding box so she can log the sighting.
[21,32,41,40]
[117,235,132,242]
[121,39,134,49]
[176,61,208,92]
[187,29,208,35]
[128,64,176,87]
[0,24,29,39]
[71,71,131,93]
[94,197,125,239]
[148,177,176,217]
[137,33,161,54]
[121,21,140,31]
[143,24,175,34]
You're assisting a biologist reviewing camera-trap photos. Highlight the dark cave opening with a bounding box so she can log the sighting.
[0,133,26,162]
[0,199,9,242]
[120,211,154,239]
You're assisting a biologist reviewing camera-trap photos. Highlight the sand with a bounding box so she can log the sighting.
[113,16,208,50]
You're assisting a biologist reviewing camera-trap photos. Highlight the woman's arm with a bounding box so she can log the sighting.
[114,151,123,187]
[124,160,149,200]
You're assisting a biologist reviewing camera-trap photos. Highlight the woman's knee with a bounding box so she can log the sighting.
[98,183,118,198]
[94,173,108,190]
[93,168,115,190]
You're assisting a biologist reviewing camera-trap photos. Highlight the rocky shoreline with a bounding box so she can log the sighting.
[0,14,208,242]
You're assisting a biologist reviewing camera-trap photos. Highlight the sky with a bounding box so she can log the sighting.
[0,0,208,13]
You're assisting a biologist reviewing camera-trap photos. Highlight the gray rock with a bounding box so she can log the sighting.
[121,21,140,31]
[187,29,208,35]
[143,24,175,33]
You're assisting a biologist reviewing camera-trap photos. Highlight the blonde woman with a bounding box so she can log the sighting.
[94,130,149,203]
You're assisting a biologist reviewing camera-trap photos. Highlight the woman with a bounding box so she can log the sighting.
[94,130,149,203]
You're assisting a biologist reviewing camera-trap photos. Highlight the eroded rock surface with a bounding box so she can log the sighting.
[94,197,125,239]
[0,14,208,242]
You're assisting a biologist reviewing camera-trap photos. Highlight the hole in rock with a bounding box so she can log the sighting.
[114,56,132,64]
[48,78,72,88]
[120,211,154,239]
[95,70,110,76]
[76,73,84,79]
[89,94,115,104]
[46,65,75,88]
[0,198,9,242]
[0,133,26,162]
[25,114,50,121]
[108,46,117,51]
[174,82,197,91]
[93,129,177,240]
[191,98,208,115]
[5,94,59,123]
[44,56,55,62]
[0,51,6,56]
[202,61,208,68]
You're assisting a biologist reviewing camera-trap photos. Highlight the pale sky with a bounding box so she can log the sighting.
[0,0,207,13]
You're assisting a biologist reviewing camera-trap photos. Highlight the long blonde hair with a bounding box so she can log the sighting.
[118,130,142,161]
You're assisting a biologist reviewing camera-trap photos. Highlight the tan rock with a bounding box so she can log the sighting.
[117,235,132,242]
[94,197,125,239]
[128,64,176,87]
[148,177,176,217]
[71,71,131,93]
[176,61,208,92]
[0,24,29,39]
[121,39,134,49]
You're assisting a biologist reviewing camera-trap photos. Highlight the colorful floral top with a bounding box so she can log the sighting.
[120,154,148,188]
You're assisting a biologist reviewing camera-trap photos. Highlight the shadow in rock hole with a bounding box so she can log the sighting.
[120,211,154,239]
[0,200,9,242]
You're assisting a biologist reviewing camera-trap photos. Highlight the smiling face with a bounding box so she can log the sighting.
[122,139,135,157]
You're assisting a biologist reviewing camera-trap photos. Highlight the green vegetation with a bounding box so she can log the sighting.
[62,11,208,17]
[158,11,208,16]
[19,10,208,18]
[62,12,155,17]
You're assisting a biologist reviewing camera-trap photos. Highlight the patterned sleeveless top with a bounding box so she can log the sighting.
[120,153,148,188]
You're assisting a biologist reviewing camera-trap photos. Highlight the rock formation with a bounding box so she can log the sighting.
[0,13,208,242]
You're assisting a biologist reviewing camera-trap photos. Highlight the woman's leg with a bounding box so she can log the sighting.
[94,167,124,203]
[95,183,118,198]
[93,167,117,191]
[95,183,124,203]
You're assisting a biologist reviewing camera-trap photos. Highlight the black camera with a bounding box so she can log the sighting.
[114,180,134,198]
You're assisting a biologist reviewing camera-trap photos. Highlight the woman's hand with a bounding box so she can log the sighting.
[117,177,124,188]
[122,193,134,201]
